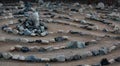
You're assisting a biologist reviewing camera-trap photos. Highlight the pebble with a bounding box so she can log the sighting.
[108,45,117,52]
[41,40,49,44]
[91,50,100,56]
[0,37,6,41]
[24,29,31,36]
[39,47,46,52]
[46,46,54,51]
[114,56,120,62]
[15,45,22,51]
[41,58,50,62]
[49,39,55,43]
[99,47,108,55]
[12,55,20,60]
[25,55,36,62]
[13,29,19,34]
[41,31,48,37]
[18,55,25,61]
[45,63,50,66]
[108,59,115,64]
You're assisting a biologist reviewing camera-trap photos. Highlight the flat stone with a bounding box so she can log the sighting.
[100,58,110,65]
[29,46,39,51]
[50,58,57,62]
[41,40,49,44]
[99,47,108,55]
[18,55,25,61]
[2,53,12,59]
[72,54,81,60]
[56,55,65,62]
[20,46,29,52]
[54,36,65,42]
[25,55,36,62]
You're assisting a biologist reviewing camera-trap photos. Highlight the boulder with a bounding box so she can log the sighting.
[25,55,36,62]
[108,45,117,52]
[20,46,29,52]
[5,27,13,33]
[80,20,86,24]
[66,41,85,49]
[100,58,110,65]
[49,39,55,43]
[56,55,65,62]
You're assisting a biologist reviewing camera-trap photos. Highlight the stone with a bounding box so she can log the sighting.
[39,47,46,52]
[41,40,49,44]
[10,47,16,51]
[41,58,50,62]
[5,27,13,33]
[35,39,42,43]
[62,36,69,40]
[80,20,86,24]
[12,55,20,60]
[46,46,54,51]
[13,29,19,34]
[109,59,115,64]
[100,58,110,65]
[24,29,31,36]
[18,55,25,61]
[108,45,117,52]
[25,55,36,62]
[66,41,85,49]
[99,47,108,55]
[69,30,79,34]
[54,36,65,42]
[45,63,50,66]
[20,46,30,52]
[31,33,36,36]
[29,46,39,51]
[80,53,88,59]
[114,56,120,62]
[85,51,93,57]
[91,50,100,56]
[8,21,14,25]
[96,2,105,9]
[2,53,13,59]
[41,31,48,37]
[56,55,65,62]
[72,54,81,60]
[20,38,29,43]
[36,57,41,62]
[15,45,22,51]
[49,39,55,43]
[65,55,73,61]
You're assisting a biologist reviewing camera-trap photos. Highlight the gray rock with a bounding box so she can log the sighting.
[12,55,20,60]
[46,46,54,51]
[25,55,36,62]
[45,63,50,66]
[99,47,108,55]
[66,41,85,48]
[115,56,120,62]
[91,50,100,56]
[41,31,48,37]
[56,55,65,62]
[2,53,12,59]
[24,29,31,36]
[18,55,25,61]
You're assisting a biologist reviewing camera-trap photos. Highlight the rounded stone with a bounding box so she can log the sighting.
[2,53,13,59]
[100,58,110,65]
[25,55,36,62]
[41,58,50,62]
[12,55,20,60]
[18,55,25,61]
[20,46,29,52]
[56,55,65,62]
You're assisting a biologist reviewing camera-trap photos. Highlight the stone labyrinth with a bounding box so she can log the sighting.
[0,1,120,66]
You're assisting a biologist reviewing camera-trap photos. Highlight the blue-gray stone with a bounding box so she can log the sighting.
[25,55,36,62]
[24,29,31,36]
[20,46,29,52]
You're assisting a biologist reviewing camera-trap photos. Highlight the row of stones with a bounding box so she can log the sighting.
[0,36,68,44]
[9,40,97,52]
[86,14,120,34]
[0,43,119,63]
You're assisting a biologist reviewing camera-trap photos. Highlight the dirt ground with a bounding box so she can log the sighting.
[0,3,120,66]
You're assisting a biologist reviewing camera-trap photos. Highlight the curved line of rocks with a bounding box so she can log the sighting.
[0,43,119,62]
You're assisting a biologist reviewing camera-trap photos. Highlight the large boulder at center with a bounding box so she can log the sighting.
[66,41,85,49]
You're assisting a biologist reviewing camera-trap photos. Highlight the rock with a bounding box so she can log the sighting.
[31,33,36,36]
[41,31,48,37]
[13,29,19,34]
[29,46,39,51]
[109,59,115,64]
[15,45,22,51]
[36,57,41,62]
[99,47,108,55]
[24,29,31,36]
[8,21,14,25]
[114,56,120,62]
[39,47,46,52]
[65,55,73,61]
[62,36,69,40]
[69,30,79,34]
[25,55,36,62]
[100,58,110,65]
[5,27,13,33]
[54,36,65,42]
[46,46,54,51]
[70,9,79,12]
[49,39,55,43]
[20,38,29,43]
[108,45,117,52]
[80,20,86,24]
[41,40,49,44]
[10,47,16,51]
[91,50,100,56]
[18,55,25,61]
[45,63,50,66]
[20,46,29,52]
[12,55,20,60]
[80,53,88,59]
[2,53,12,59]
[35,39,42,43]
[56,55,65,62]
[85,51,93,57]
[96,2,105,9]
[72,54,81,60]
[66,41,85,48]
[41,58,50,62]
